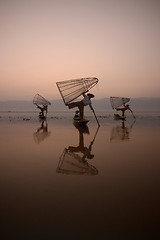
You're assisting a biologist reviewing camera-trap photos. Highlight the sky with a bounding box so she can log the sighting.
[1,0,160,101]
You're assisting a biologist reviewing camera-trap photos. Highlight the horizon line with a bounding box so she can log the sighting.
[0,96,160,102]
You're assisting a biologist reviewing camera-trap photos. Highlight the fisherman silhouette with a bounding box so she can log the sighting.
[56,124,99,175]
[36,104,48,118]
[33,120,51,144]
[68,124,94,160]
[110,118,136,142]
[116,104,134,118]
[66,92,95,121]
[37,120,48,133]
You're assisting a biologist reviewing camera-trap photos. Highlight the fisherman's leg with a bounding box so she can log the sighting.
[79,132,84,148]
[79,103,84,120]
[41,110,45,117]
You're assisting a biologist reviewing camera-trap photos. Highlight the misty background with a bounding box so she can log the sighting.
[0,98,160,113]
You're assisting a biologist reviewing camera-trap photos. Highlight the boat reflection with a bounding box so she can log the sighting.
[110,119,135,142]
[33,120,51,144]
[56,124,99,175]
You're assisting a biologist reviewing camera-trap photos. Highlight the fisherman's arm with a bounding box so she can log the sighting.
[82,90,89,97]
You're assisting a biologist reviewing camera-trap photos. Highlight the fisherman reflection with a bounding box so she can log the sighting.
[110,119,135,142]
[56,124,99,175]
[68,124,94,160]
[33,120,51,144]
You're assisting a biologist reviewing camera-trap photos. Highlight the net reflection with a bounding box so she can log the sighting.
[57,124,99,175]
[110,119,135,142]
[33,120,51,144]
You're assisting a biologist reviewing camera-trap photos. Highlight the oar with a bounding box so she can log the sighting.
[130,110,136,119]
[91,107,100,127]
[92,125,100,143]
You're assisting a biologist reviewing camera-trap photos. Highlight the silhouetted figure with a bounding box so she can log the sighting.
[66,92,94,121]
[56,125,99,175]
[33,120,51,144]
[68,125,94,160]
[36,104,48,118]
[110,118,136,142]
[116,104,133,118]
[37,120,48,133]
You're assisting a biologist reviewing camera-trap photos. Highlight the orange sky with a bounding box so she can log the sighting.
[1,0,160,100]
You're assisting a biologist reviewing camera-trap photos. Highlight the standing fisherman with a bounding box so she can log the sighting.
[116,104,134,118]
[66,92,95,121]
[36,104,48,118]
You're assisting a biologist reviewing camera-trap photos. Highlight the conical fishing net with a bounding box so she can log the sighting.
[56,77,98,104]
[110,97,130,109]
[33,94,51,105]
[56,149,98,175]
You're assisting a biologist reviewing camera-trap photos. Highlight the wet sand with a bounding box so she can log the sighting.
[0,112,160,239]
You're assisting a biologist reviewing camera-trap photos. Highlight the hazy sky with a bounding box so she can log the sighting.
[1,0,160,100]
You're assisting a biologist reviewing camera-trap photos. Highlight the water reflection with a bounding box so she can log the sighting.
[110,119,135,142]
[33,120,51,144]
[57,124,99,175]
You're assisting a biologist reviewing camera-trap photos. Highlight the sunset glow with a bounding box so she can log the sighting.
[1,0,160,100]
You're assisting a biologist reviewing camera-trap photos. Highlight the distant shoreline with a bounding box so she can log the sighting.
[0,98,160,112]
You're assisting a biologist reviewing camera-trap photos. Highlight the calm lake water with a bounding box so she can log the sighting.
[0,112,160,239]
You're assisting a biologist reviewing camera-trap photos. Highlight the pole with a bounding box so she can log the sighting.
[91,108,100,127]
[130,110,136,119]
